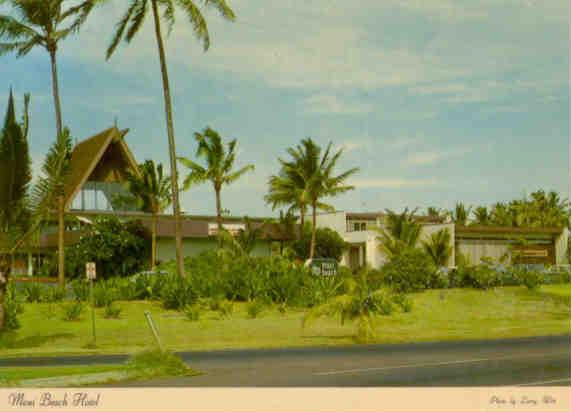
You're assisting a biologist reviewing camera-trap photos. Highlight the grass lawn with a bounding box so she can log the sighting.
[0,285,569,358]
[0,365,124,385]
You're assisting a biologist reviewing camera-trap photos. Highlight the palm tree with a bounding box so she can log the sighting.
[178,127,254,243]
[421,228,452,267]
[376,208,421,258]
[472,206,490,226]
[426,206,445,220]
[0,0,100,137]
[107,0,235,278]
[302,270,404,343]
[282,139,358,260]
[123,160,171,269]
[449,202,472,225]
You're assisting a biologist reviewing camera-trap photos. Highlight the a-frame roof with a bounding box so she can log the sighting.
[63,126,140,211]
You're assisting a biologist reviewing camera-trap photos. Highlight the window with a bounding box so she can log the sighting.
[361,222,367,231]
[354,222,360,232]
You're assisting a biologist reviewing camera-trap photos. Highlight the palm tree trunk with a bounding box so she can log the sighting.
[151,0,185,277]
[215,187,222,247]
[151,213,157,270]
[57,196,65,287]
[299,205,305,239]
[309,202,317,260]
[49,49,63,138]
[0,258,8,331]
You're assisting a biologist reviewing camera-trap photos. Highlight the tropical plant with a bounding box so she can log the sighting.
[380,248,436,293]
[178,127,254,245]
[107,0,236,278]
[218,216,266,257]
[291,225,348,261]
[376,208,421,258]
[472,206,490,226]
[0,0,100,136]
[302,270,398,343]
[61,300,83,321]
[421,228,452,267]
[449,202,472,225]
[276,139,358,260]
[426,207,445,220]
[123,160,171,269]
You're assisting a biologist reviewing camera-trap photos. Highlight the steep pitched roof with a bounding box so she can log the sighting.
[63,126,139,210]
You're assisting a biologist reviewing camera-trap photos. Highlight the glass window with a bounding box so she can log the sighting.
[354,222,360,231]
[361,222,367,231]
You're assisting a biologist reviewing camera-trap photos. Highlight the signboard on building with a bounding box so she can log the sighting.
[208,223,246,236]
[309,258,338,276]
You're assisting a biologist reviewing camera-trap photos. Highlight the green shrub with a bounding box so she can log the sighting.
[43,303,58,320]
[43,286,66,303]
[184,304,200,321]
[381,249,436,293]
[160,274,196,310]
[303,275,344,307]
[103,303,122,319]
[217,300,234,318]
[126,350,192,379]
[70,279,89,301]
[291,226,349,262]
[246,300,265,319]
[468,265,502,290]
[93,282,116,308]
[22,282,44,303]
[392,293,413,312]
[61,301,83,321]
[515,268,543,290]
[3,283,24,331]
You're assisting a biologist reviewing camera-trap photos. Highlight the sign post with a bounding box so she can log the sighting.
[86,262,97,347]
[308,258,339,277]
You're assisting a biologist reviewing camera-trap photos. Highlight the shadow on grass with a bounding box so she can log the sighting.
[0,333,75,349]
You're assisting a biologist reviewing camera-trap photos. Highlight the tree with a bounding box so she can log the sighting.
[123,160,171,269]
[291,225,348,262]
[107,0,236,278]
[421,228,452,267]
[426,206,445,220]
[278,139,358,260]
[0,89,31,233]
[0,0,100,137]
[376,208,421,258]
[449,202,472,225]
[472,206,490,226]
[178,127,254,243]
[302,270,404,343]
[30,128,73,286]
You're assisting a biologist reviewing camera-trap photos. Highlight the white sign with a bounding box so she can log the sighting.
[208,223,246,236]
[86,262,96,280]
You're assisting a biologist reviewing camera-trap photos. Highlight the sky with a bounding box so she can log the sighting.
[0,0,569,217]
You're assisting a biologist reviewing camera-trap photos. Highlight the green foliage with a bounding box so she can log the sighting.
[217,300,234,318]
[421,228,452,267]
[61,301,83,321]
[450,202,472,225]
[392,293,413,312]
[376,208,422,258]
[126,350,192,379]
[303,274,345,307]
[514,267,544,290]
[291,226,348,261]
[246,299,265,319]
[184,304,201,322]
[65,217,150,279]
[22,282,43,303]
[381,249,436,293]
[93,282,116,308]
[103,303,122,319]
[160,274,197,310]
[3,283,23,331]
[70,279,89,301]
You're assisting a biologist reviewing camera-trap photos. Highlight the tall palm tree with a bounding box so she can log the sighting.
[123,160,171,269]
[283,139,358,260]
[472,206,490,226]
[0,0,100,137]
[376,208,421,258]
[107,0,235,278]
[178,127,254,242]
[1,0,100,286]
[449,202,472,226]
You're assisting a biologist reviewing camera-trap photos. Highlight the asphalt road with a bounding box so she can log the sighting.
[1,335,570,386]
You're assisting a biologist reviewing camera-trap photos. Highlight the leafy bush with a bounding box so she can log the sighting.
[61,301,83,321]
[160,274,197,310]
[93,282,116,308]
[3,283,24,331]
[43,286,66,303]
[381,249,436,293]
[246,300,265,319]
[184,304,200,321]
[70,279,90,301]
[103,303,122,319]
[392,293,413,312]
[65,217,150,280]
[514,268,543,290]
[429,268,451,289]
[464,264,502,290]
[291,226,349,261]
[303,275,344,307]
[22,283,44,303]
[126,350,192,379]
[217,300,233,318]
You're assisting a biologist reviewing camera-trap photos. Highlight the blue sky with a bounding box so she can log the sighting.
[0,0,568,217]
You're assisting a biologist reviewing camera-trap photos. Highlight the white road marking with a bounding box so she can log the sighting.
[513,377,571,387]
[313,352,569,376]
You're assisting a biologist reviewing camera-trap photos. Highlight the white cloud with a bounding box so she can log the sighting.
[353,178,439,189]
[305,94,373,115]
[403,146,472,166]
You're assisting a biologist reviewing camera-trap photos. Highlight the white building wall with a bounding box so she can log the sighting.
[456,239,511,265]
[315,211,347,233]
[555,227,569,264]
